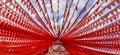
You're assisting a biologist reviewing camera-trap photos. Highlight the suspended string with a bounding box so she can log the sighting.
[71,0,120,37]
[67,0,106,37]
[41,0,55,36]
[63,0,118,38]
[61,0,73,35]
[62,0,80,36]
[21,0,54,37]
[61,0,90,38]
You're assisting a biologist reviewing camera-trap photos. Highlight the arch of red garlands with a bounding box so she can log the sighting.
[0,0,120,55]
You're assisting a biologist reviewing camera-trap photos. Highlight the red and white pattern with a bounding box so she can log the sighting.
[0,0,120,55]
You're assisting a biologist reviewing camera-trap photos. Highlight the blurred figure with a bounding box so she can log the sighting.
[46,40,69,55]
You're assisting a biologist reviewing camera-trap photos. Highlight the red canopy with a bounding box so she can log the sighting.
[0,0,120,55]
